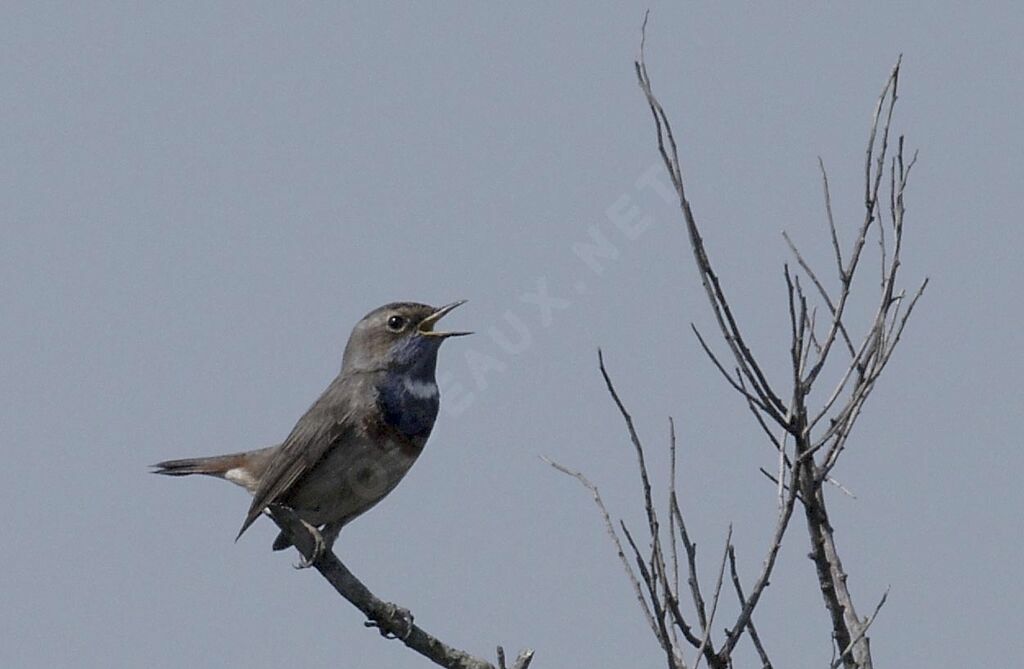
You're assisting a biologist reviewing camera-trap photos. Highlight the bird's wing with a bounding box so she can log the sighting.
[235,379,357,541]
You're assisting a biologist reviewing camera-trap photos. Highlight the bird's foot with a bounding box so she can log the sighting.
[365,603,414,640]
[291,518,326,569]
[268,504,327,569]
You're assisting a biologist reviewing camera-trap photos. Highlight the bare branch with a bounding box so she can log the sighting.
[597,350,655,521]
[830,588,889,669]
[737,370,785,453]
[818,157,844,275]
[799,481,867,669]
[636,37,787,420]
[879,278,929,367]
[671,496,709,636]
[758,466,805,505]
[667,418,685,654]
[692,526,732,669]
[541,456,660,637]
[269,506,524,669]
[622,521,686,669]
[782,231,856,359]
[785,264,802,392]
[629,18,920,669]
[718,463,800,659]
[496,647,535,669]
[826,476,858,500]
[808,338,873,437]
[802,59,902,392]
[598,349,684,665]
[866,57,902,216]
[727,546,773,669]
[690,325,781,423]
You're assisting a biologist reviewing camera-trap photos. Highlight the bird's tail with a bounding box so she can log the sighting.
[151,453,247,478]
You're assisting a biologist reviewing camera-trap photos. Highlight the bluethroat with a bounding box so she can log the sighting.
[153,301,469,565]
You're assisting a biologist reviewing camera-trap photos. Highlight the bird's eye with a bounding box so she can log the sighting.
[386,315,407,332]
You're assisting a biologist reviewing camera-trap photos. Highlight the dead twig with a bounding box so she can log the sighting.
[269,507,530,669]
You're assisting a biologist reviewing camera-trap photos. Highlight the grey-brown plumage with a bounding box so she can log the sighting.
[153,300,469,558]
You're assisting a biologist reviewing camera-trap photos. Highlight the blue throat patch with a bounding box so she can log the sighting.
[378,371,439,439]
[377,342,441,439]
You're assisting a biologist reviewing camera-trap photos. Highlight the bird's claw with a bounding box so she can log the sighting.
[364,603,414,640]
[291,518,326,570]
[266,504,328,569]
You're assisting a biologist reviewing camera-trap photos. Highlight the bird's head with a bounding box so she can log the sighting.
[341,300,470,375]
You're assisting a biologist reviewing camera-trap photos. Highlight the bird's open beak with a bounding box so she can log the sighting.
[419,300,472,338]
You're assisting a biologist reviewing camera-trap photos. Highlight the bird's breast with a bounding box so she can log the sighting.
[284,429,421,527]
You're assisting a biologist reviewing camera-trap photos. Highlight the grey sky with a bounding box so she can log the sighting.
[2,3,1021,667]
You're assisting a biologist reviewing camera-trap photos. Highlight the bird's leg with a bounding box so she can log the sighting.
[291,521,343,570]
[267,504,327,569]
[319,521,344,553]
[291,519,326,570]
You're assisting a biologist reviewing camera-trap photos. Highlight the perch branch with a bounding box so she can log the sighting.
[268,507,532,669]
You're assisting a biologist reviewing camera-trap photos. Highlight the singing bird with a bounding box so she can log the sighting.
[153,301,469,565]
